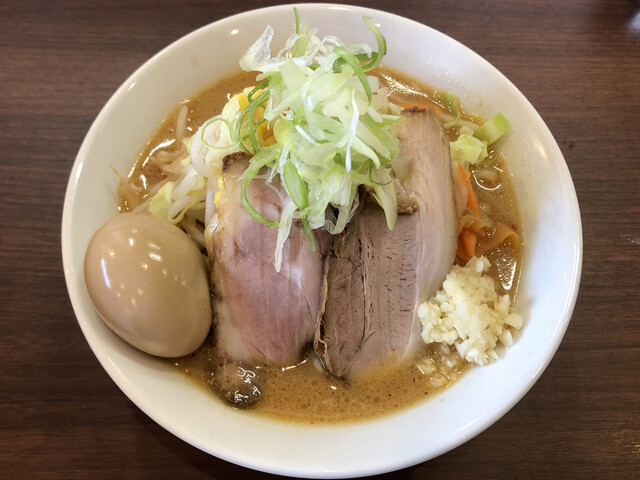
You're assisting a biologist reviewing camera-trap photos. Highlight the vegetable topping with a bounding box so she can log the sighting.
[145,10,512,272]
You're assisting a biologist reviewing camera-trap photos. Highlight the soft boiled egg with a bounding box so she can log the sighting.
[84,212,211,357]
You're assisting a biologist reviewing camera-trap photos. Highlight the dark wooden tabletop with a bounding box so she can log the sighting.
[2,0,639,478]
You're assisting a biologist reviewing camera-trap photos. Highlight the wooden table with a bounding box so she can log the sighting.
[2,0,639,478]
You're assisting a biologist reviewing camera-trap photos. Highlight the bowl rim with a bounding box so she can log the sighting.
[62,3,583,478]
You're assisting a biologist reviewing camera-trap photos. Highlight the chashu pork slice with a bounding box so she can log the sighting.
[314,108,458,378]
[210,152,325,365]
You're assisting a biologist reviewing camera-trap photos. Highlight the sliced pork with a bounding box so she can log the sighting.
[314,108,458,378]
[209,153,326,364]
[395,107,459,298]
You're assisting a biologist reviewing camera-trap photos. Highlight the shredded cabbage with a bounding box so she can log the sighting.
[449,134,488,165]
[449,113,511,165]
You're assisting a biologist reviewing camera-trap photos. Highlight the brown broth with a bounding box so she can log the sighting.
[174,341,466,424]
[471,157,523,295]
[123,67,524,423]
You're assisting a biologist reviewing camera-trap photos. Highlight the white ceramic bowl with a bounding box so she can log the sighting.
[62,3,582,478]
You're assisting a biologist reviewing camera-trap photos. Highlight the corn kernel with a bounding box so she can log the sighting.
[236,93,249,110]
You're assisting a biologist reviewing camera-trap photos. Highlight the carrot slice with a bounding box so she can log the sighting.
[454,161,486,262]
[456,240,470,264]
[461,229,477,258]
[457,161,481,217]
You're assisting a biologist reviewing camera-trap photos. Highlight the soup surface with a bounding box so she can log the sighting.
[122,68,523,424]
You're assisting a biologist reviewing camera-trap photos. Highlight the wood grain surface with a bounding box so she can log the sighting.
[1,0,639,478]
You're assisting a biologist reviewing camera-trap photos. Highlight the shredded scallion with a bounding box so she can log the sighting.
[230,11,403,267]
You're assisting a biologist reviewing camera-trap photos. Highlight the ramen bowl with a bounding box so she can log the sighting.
[62,3,582,478]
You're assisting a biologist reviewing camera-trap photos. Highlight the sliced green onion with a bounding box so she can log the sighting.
[237,89,270,154]
[333,46,372,103]
[437,92,461,129]
[247,80,269,102]
[301,217,317,254]
[294,7,301,34]
[241,146,280,228]
[367,162,393,186]
[325,189,357,235]
[283,159,309,209]
[273,118,293,145]
[372,180,397,230]
[200,117,238,149]
[360,17,386,71]
[228,11,402,264]
[291,10,308,57]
